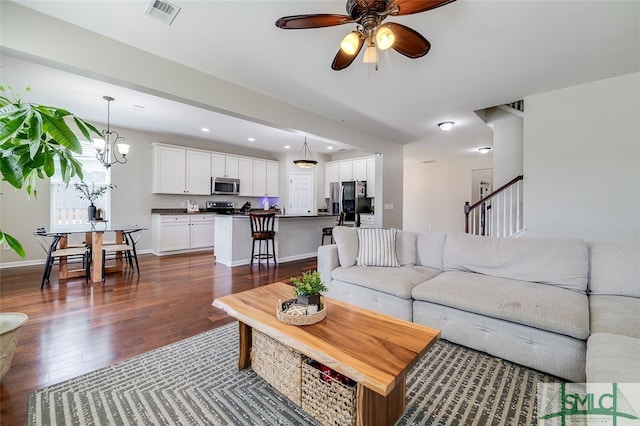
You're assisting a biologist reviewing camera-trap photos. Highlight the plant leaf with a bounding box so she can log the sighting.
[0,231,26,258]
[40,113,82,153]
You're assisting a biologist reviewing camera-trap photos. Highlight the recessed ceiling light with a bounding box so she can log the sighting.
[284,145,291,149]
[327,146,334,150]
[201,128,210,132]
[248,137,255,142]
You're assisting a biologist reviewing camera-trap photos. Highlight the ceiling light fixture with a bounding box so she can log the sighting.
[248,137,256,142]
[293,137,318,169]
[438,121,455,132]
[201,128,210,132]
[478,147,492,154]
[93,96,129,169]
[375,26,395,50]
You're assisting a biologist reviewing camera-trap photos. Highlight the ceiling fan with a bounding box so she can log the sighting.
[275,0,457,71]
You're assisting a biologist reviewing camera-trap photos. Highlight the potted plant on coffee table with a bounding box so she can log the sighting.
[291,270,327,307]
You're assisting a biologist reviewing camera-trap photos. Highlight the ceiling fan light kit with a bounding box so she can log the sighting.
[275,0,457,71]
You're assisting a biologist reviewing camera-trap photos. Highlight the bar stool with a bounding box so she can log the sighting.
[321,212,345,245]
[249,212,276,267]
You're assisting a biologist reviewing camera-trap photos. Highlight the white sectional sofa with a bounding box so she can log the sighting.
[317,227,640,383]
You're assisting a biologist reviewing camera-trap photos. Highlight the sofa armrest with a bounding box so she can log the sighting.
[318,244,339,289]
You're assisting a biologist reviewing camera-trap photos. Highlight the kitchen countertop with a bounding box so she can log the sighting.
[151,208,336,218]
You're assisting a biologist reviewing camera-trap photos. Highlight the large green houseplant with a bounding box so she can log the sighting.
[0,85,101,257]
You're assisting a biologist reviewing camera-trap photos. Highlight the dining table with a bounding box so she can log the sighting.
[36,223,146,283]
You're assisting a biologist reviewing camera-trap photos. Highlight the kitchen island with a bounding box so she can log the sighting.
[214,213,337,267]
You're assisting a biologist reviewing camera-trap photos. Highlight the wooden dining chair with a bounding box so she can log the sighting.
[101,229,142,279]
[35,232,90,289]
[249,212,277,267]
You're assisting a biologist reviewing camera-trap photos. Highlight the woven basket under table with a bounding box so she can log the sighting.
[301,359,357,426]
[251,330,303,405]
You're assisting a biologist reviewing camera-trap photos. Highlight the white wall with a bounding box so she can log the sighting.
[493,115,523,187]
[524,72,640,244]
[403,153,493,233]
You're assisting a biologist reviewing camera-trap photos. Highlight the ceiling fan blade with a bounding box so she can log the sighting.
[387,0,457,16]
[385,22,431,58]
[275,14,353,29]
[331,38,365,70]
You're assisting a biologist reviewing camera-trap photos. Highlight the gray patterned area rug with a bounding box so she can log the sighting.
[29,322,561,425]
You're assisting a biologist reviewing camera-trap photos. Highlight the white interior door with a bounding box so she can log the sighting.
[288,172,314,216]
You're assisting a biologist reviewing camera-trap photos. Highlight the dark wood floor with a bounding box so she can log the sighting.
[0,252,316,425]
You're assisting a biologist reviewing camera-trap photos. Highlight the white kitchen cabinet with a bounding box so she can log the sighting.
[252,159,266,196]
[366,156,376,197]
[325,162,339,198]
[151,214,215,255]
[152,145,186,194]
[190,214,215,248]
[238,157,253,196]
[359,213,375,228]
[353,158,367,181]
[152,144,211,195]
[339,161,353,182]
[185,150,211,195]
[265,161,279,196]
[211,153,239,178]
[252,159,279,196]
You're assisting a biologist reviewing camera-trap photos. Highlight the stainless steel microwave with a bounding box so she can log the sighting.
[211,177,240,195]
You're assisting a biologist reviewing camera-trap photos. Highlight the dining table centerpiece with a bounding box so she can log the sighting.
[74,181,114,221]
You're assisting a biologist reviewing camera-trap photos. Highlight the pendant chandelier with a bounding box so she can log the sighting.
[293,137,317,169]
[93,96,130,168]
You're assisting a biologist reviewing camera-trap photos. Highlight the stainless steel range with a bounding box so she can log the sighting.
[205,201,235,214]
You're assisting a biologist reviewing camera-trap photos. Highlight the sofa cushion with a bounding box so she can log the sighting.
[333,226,358,267]
[586,333,640,383]
[356,228,399,267]
[331,265,440,299]
[416,232,446,270]
[396,231,417,266]
[589,242,640,297]
[589,295,640,338]
[442,233,589,293]
[411,271,589,339]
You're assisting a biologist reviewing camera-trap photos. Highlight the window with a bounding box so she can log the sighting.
[50,141,111,227]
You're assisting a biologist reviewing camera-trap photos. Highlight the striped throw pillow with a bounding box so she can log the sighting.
[356,228,399,267]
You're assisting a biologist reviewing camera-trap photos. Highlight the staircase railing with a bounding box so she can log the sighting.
[464,175,524,237]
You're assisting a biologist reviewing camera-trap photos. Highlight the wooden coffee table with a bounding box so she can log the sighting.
[213,282,440,426]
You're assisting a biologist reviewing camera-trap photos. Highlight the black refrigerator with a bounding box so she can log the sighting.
[340,180,370,225]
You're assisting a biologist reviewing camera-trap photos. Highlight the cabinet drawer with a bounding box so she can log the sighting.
[161,215,190,223]
[189,214,215,222]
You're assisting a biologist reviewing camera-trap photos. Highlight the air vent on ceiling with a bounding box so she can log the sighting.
[144,0,181,25]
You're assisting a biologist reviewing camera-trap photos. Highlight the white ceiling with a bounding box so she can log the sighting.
[4,0,640,160]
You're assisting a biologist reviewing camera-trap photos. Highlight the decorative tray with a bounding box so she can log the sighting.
[276,297,326,326]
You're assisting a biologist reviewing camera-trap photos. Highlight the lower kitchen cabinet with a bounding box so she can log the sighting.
[151,214,214,255]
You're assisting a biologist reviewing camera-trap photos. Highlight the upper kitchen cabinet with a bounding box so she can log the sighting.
[211,153,239,178]
[338,161,353,181]
[152,143,211,195]
[324,162,339,198]
[238,157,253,196]
[366,156,376,197]
[324,155,376,198]
[253,159,279,197]
[353,158,367,181]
